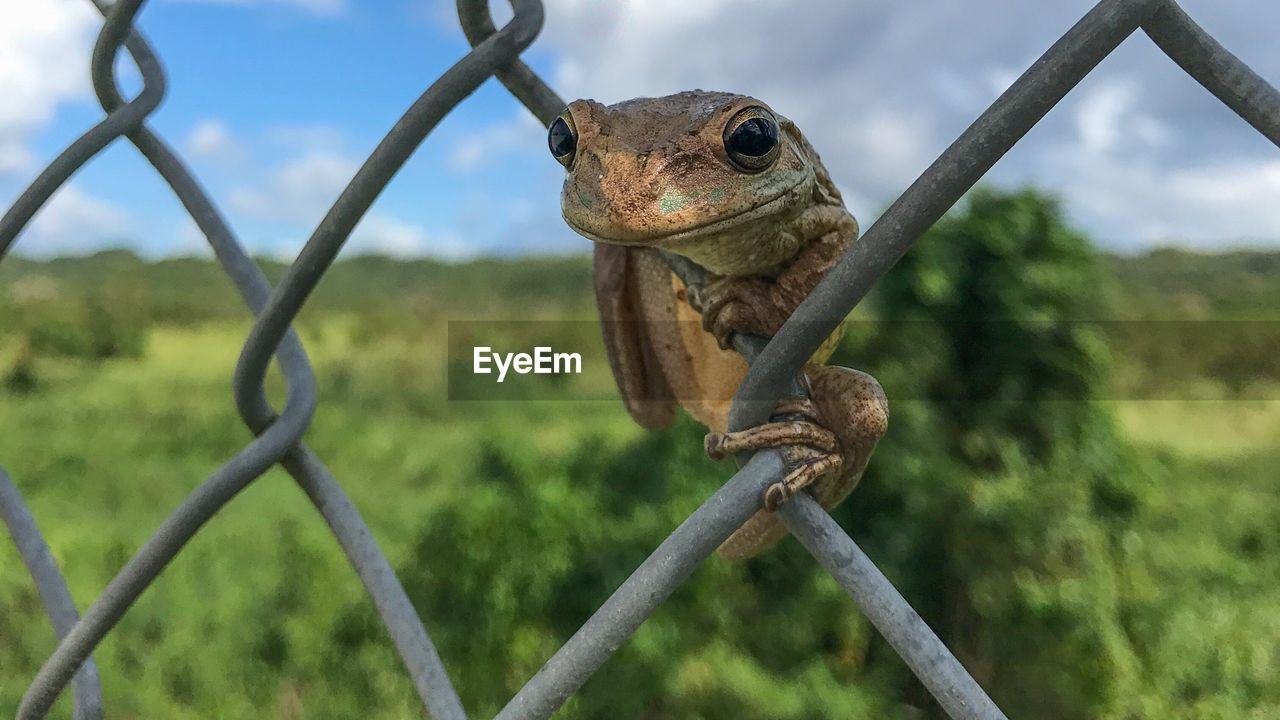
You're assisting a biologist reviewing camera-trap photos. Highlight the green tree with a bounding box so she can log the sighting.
[842,187,1151,718]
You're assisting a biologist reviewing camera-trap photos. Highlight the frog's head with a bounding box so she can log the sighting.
[551,90,819,247]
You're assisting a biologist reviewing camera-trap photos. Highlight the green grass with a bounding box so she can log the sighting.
[11,195,1280,717]
[3,324,1279,718]
[1,323,642,719]
[1115,398,1280,460]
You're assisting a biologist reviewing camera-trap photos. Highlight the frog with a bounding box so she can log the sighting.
[548,90,888,559]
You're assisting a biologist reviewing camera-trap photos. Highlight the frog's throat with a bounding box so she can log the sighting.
[564,175,806,248]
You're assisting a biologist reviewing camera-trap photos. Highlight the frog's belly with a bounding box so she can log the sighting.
[665,274,844,433]
[671,284,748,433]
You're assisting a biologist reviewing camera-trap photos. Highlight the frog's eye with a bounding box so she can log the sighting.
[723,106,781,173]
[548,113,577,169]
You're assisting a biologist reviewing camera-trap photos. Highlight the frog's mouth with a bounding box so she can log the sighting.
[564,177,805,247]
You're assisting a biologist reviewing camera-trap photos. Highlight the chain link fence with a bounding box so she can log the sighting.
[2,0,1278,718]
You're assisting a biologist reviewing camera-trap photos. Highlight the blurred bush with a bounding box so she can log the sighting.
[840,188,1152,718]
[4,259,149,363]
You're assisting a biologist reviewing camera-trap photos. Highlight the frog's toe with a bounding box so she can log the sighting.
[703,394,847,516]
[703,417,838,460]
[763,450,843,511]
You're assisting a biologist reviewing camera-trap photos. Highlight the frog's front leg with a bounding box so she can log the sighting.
[696,274,788,349]
[695,229,850,349]
[712,364,888,560]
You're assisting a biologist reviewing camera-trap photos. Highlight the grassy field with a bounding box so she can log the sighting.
[4,207,1280,718]
[2,320,1278,719]
[1,322,647,719]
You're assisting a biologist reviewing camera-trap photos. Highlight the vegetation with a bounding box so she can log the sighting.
[2,188,1278,718]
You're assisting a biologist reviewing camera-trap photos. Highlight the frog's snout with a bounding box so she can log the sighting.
[562,148,728,244]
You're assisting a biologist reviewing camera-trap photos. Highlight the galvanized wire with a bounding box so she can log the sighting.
[2,0,1278,718]
[0,468,103,720]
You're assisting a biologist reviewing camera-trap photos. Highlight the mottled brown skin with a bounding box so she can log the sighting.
[556,90,888,559]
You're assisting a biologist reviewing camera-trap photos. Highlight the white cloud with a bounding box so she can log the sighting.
[1076,82,1132,155]
[983,65,1025,99]
[229,148,473,259]
[166,0,348,18]
[1164,161,1280,243]
[349,213,474,260]
[0,0,98,176]
[1028,127,1280,248]
[20,184,135,256]
[1072,80,1172,157]
[448,112,545,173]
[265,212,472,262]
[997,78,1280,249]
[229,150,358,223]
[349,213,428,256]
[168,215,215,258]
[830,110,933,208]
[184,119,246,164]
[0,145,36,175]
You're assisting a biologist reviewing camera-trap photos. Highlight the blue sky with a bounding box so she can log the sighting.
[2,0,1279,260]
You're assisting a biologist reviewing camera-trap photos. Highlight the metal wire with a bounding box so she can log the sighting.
[2,0,1277,718]
[0,469,103,720]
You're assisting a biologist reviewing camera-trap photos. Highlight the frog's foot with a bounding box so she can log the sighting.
[703,397,843,511]
[696,276,790,349]
[714,367,888,560]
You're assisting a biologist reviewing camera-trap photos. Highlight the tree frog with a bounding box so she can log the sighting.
[549,90,888,559]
